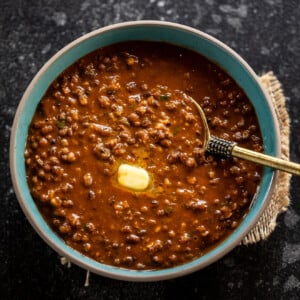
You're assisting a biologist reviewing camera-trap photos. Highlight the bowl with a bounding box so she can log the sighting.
[10,20,280,281]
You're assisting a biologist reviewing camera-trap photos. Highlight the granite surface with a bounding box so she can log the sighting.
[1,0,300,299]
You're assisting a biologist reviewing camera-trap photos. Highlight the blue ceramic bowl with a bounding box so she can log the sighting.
[10,21,280,281]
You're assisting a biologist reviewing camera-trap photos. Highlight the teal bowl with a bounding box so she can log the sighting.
[10,21,280,281]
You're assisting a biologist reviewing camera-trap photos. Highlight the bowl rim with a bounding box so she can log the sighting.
[10,20,281,281]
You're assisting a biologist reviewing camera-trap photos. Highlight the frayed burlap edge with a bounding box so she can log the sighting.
[242,71,291,244]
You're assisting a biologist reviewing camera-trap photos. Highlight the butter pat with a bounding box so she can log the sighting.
[117,164,150,191]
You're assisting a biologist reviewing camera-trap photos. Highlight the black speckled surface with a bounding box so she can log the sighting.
[1,0,300,299]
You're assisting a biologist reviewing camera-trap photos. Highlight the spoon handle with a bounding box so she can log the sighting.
[207,136,300,176]
[232,146,300,175]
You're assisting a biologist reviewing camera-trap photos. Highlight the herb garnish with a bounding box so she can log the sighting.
[159,93,171,101]
[173,125,180,136]
[56,119,66,129]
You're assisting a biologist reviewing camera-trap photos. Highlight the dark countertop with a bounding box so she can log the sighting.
[1,1,300,299]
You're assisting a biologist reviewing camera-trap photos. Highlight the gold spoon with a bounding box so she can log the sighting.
[187,95,300,176]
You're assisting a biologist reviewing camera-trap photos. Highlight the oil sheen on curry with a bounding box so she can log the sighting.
[25,41,263,270]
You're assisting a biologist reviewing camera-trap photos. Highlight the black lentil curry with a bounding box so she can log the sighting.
[25,41,263,270]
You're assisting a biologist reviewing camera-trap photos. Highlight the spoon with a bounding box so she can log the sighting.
[187,95,300,176]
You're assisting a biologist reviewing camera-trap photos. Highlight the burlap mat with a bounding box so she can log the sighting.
[242,71,291,244]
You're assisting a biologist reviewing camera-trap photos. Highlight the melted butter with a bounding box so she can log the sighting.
[117,164,150,191]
